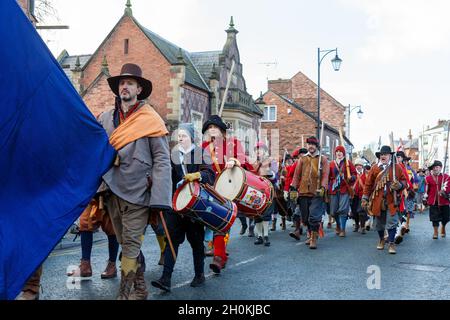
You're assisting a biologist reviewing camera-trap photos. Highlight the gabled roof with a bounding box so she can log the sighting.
[80,68,110,97]
[272,71,345,110]
[190,51,221,80]
[78,13,210,93]
[136,21,210,92]
[58,52,91,79]
[271,91,353,147]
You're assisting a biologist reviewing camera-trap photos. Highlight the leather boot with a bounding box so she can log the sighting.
[239,225,247,235]
[151,274,171,292]
[360,221,366,234]
[433,226,439,239]
[281,217,286,230]
[305,231,311,245]
[263,236,271,247]
[248,226,255,237]
[309,231,318,249]
[289,220,301,240]
[78,259,92,278]
[17,290,39,300]
[335,224,341,235]
[101,261,117,279]
[132,253,148,300]
[209,256,223,274]
[377,239,385,250]
[271,219,276,231]
[190,274,205,287]
[388,242,397,254]
[117,270,136,300]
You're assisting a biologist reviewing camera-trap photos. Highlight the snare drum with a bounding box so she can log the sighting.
[214,167,274,217]
[172,181,237,234]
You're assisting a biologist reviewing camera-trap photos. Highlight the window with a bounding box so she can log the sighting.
[191,111,203,138]
[124,39,129,54]
[262,105,277,122]
[326,136,330,148]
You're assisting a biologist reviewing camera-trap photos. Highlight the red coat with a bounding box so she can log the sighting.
[202,137,255,175]
[328,159,357,195]
[283,161,298,191]
[353,172,367,199]
[425,174,450,206]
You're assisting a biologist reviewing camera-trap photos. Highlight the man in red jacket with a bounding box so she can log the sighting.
[328,146,357,237]
[201,115,255,274]
[424,160,450,239]
[351,159,369,234]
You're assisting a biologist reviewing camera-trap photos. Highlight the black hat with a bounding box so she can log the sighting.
[428,160,443,170]
[364,164,372,171]
[107,63,152,100]
[202,115,228,134]
[285,154,293,160]
[375,145,395,158]
[299,148,308,154]
[396,151,411,161]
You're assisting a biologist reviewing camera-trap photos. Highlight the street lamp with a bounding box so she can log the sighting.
[317,48,342,138]
[346,105,363,140]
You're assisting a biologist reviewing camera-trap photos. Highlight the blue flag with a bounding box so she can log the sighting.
[0,0,116,299]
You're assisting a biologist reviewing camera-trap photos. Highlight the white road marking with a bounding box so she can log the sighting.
[151,255,263,296]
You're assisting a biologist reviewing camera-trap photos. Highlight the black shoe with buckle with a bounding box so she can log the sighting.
[254,236,263,245]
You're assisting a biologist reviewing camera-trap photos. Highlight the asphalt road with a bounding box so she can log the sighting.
[38,209,450,300]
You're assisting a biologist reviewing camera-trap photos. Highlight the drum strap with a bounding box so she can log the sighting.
[209,142,222,174]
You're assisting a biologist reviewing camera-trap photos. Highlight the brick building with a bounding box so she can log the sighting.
[17,0,37,26]
[57,1,262,150]
[268,71,346,132]
[257,91,352,161]
[259,71,352,159]
[395,130,420,171]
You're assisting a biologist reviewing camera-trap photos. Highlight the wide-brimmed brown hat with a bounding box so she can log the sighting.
[107,63,152,100]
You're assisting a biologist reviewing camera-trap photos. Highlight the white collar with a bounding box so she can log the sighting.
[178,144,195,154]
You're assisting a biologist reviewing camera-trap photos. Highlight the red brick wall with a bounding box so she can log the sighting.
[261,91,317,157]
[81,16,173,119]
[261,91,343,160]
[82,74,114,118]
[269,72,345,132]
[268,79,292,98]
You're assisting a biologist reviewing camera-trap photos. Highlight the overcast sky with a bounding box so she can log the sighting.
[38,0,450,151]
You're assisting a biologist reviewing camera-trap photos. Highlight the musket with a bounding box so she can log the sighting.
[389,132,398,207]
[316,121,325,192]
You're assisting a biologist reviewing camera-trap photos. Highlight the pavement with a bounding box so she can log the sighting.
[38,210,450,300]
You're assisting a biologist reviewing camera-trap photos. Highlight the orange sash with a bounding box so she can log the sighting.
[109,104,168,151]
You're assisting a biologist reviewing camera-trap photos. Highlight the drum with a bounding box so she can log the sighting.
[172,181,237,234]
[214,167,274,217]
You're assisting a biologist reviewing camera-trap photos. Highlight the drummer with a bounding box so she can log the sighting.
[151,123,215,292]
[201,115,255,274]
[252,141,278,246]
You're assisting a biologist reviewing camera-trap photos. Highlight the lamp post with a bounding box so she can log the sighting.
[345,105,363,141]
[317,48,342,139]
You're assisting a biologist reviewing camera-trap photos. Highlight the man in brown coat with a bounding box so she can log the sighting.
[362,146,408,254]
[290,136,329,249]
[99,64,172,299]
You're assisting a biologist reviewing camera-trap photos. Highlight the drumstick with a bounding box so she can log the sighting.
[159,210,177,261]
[182,163,195,196]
